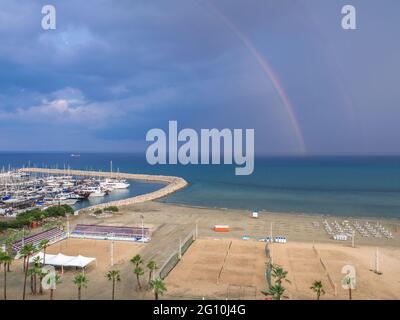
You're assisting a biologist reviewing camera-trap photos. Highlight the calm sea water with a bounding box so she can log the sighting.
[1,152,400,218]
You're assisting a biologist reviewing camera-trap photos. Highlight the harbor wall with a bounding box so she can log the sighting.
[19,168,188,212]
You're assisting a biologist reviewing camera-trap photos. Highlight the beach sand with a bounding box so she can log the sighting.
[165,238,267,299]
[119,201,400,247]
[164,238,400,300]
[271,241,400,300]
[2,201,400,300]
[3,238,146,300]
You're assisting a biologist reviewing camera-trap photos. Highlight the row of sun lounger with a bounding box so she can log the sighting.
[354,221,393,238]
[321,219,394,240]
[258,236,287,243]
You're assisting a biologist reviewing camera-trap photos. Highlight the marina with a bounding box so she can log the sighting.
[0,169,130,217]
[0,167,187,217]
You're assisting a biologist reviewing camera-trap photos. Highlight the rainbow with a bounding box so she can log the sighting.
[207,2,307,153]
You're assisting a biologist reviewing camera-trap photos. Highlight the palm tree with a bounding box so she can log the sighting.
[130,254,143,269]
[38,269,48,295]
[106,270,121,300]
[32,256,42,294]
[73,273,89,300]
[39,239,50,265]
[262,283,287,300]
[344,277,353,300]
[20,245,28,272]
[133,266,144,290]
[131,254,144,290]
[48,273,62,300]
[146,260,158,285]
[27,267,36,295]
[4,237,14,272]
[0,252,12,300]
[271,265,291,285]
[149,278,167,300]
[20,243,35,300]
[33,248,47,296]
[310,280,325,300]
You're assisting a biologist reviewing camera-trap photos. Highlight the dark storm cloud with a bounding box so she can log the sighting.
[0,0,399,154]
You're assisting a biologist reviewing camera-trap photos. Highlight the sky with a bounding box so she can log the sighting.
[0,0,399,155]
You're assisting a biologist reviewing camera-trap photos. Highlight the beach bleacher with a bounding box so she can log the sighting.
[12,227,66,253]
[70,224,151,242]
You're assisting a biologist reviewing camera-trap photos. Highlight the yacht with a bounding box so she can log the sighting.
[87,187,106,198]
[100,179,130,190]
[54,193,79,205]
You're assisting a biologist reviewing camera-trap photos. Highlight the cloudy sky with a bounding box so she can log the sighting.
[0,0,399,155]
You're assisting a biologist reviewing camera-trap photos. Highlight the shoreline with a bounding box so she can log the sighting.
[157,199,400,223]
[16,167,400,223]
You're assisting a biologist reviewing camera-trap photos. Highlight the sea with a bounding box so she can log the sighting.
[0,152,400,218]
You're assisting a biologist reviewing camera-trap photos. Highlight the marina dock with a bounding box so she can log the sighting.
[19,168,188,212]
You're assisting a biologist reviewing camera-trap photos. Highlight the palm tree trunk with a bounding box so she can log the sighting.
[3,264,7,300]
[30,274,35,294]
[23,257,26,272]
[136,274,141,289]
[40,250,45,294]
[39,275,43,294]
[7,262,10,272]
[148,271,152,285]
[50,289,54,300]
[78,287,81,300]
[112,280,115,300]
[349,288,352,300]
[33,273,37,294]
[317,293,320,300]
[155,292,158,300]
[22,256,29,300]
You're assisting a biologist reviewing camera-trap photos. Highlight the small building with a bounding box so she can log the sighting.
[214,225,230,232]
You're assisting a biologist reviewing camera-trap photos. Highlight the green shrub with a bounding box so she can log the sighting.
[104,206,119,212]
[94,209,103,214]
[45,205,73,217]
[0,205,73,231]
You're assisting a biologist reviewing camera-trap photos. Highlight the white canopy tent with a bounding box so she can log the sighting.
[65,255,96,268]
[29,252,96,269]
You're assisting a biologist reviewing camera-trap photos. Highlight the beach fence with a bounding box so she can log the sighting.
[157,229,196,279]
[313,244,338,296]
[227,284,257,300]
[217,240,233,284]
[264,243,273,289]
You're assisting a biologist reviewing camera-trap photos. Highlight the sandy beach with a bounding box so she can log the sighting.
[120,201,400,247]
[2,201,400,300]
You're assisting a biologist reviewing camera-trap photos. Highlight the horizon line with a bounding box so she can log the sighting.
[1,150,400,157]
